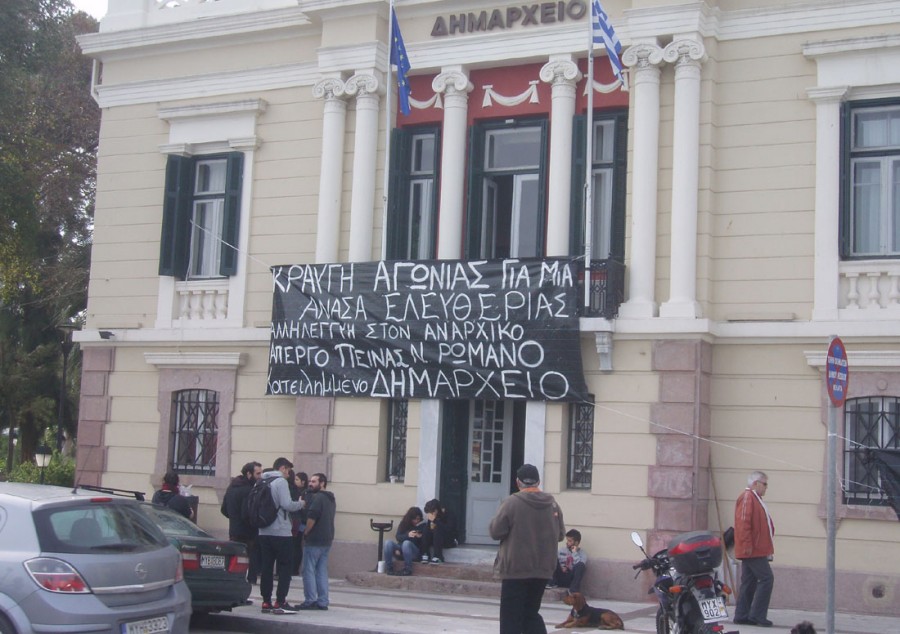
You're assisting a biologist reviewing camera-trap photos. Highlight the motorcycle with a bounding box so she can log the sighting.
[631,530,732,634]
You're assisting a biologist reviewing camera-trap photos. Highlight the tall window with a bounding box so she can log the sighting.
[159,153,243,278]
[843,396,900,505]
[568,399,594,489]
[387,127,440,259]
[466,118,548,259]
[571,110,627,260]
[170,389,219,475]
[841,100,900,258]
[386,399,408,481]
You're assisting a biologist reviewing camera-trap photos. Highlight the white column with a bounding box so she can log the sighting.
[345,73,382,262]
[432,67,473,260]
[417,399,442,508]
[524,401,547,477]
[540,56,582,257]
[619,42,664,319]
[312,77,347,264]
[809,86,849,321]
[660,38,706,319]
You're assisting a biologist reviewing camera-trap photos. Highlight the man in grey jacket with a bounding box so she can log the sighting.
[489,464,565,634]
[258,457,304,615]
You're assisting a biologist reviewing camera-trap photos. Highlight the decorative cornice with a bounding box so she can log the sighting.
[158,99,267,121]
[805,350,900,371]
[144,352,245,369]
[807,86,850,104]
[539,59,582,86]
[96,63,316,108]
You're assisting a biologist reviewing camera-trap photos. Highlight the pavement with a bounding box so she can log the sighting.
[193,576,900,633]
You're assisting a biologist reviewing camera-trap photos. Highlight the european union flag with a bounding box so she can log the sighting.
[390,8,412,115]
[592,0,627,90]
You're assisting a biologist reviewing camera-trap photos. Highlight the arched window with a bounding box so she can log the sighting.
[170,389,219,475]
[844,396,900,505]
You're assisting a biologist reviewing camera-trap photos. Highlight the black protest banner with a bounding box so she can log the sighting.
[266,257,589,401]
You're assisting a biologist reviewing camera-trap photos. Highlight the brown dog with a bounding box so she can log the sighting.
[556,592,625,630]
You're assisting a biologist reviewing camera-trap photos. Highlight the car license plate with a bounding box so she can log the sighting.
[201,554,225,569]
[699,596,728,621]
[121,616,169,634]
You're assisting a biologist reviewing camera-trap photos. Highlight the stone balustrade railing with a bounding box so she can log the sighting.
[839,260,900,312]
[175,279,229,323]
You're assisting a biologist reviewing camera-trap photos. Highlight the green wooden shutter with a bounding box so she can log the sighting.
[386,128,410,259]
[610,109,628,261]
[839,101,851,258]
[159,155,193,277]
[219,152,244,276]
[464,124,484,259]
[570,114,588,256]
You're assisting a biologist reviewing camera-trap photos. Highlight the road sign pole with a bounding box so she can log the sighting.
[826,399,836,634]
[824,334,848,634]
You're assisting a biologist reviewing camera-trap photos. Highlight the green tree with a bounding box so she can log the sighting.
[0,1,98,469]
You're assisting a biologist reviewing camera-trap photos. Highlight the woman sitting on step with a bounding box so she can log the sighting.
[382,507,425,576]
[420,498,456,564]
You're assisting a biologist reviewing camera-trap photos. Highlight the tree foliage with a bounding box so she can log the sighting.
[0,0,98,467]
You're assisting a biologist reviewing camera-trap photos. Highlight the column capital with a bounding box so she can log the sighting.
[622,42,665,70]
[432,68,473,96]
[344,72,383,98]
[663,39,707,68]
[539,58,583,87]
[312,77,348,101]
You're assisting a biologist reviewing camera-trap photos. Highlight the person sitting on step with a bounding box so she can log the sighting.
[420,498,455,564]
[382,507,424,576]
[547,529,587,593]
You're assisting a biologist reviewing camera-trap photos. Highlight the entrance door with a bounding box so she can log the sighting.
[465,400,512,544]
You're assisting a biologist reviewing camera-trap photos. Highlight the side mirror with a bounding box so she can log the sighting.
[631,531,644,548]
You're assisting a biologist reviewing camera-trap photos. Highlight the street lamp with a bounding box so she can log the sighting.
[57,324,77,453]
[35,444,52,484]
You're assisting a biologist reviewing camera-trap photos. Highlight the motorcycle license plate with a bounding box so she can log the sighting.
[699,596,728,621]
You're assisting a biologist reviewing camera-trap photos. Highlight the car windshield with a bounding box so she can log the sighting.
[142,504,212,538]
[33,502,168,554]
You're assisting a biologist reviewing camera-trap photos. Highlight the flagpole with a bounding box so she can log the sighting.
[584,7,595,309]
[381,0,396,259]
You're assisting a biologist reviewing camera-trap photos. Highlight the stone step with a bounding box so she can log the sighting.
[346,557,570,601]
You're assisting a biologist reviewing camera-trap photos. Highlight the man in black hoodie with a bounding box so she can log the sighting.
[298,472,336,610]
[489,464,565,634]
[221,461,262,583]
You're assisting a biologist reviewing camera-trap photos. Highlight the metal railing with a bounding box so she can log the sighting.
[579,259,625,319]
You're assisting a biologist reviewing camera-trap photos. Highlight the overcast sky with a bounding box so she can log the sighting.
[72,0,108,20]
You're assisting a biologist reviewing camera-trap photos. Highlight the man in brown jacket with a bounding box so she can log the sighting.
[733,470,775,628]
[489,464,565,634]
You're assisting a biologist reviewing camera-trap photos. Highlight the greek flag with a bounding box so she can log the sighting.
[390,7,412,115]
[592,0,627,90]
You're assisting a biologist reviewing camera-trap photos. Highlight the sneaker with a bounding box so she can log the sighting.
[545,582,558,589]
[261,601,274,613]
[420,554,430,563]
[316,604,328,610]
[398,568,412,576]
[430,556,444,564]
[272,601,298,615]
[297,602,319,610]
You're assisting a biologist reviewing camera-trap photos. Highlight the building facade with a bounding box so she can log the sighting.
[76,0,900,612]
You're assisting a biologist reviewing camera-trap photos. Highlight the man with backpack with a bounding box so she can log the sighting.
[252,457,304,615]
[221,461,262,584]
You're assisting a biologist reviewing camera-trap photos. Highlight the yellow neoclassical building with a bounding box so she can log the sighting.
[75,0,899,612]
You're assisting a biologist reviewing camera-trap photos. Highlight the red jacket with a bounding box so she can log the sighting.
[734,488,774,559]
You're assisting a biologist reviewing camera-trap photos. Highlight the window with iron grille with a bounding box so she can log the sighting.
[386,399,408,481]
[843,396,900,505]
[170,389,219,475]
[568,399,594,489]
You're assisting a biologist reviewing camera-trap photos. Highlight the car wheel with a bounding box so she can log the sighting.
[0,613,18,634]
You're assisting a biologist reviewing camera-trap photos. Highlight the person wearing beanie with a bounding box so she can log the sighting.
[489,464,566,634]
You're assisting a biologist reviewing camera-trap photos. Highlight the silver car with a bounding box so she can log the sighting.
[0,483,192,634]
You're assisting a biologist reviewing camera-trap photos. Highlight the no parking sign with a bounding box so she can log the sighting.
[826,337,849,407]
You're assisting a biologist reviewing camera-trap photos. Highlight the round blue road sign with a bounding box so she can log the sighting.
[826,337,849,407]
